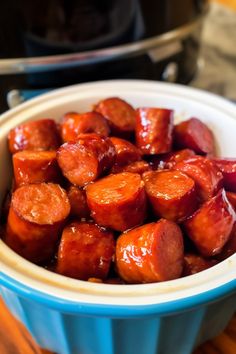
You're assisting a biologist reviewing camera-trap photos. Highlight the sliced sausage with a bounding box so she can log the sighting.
[217,224,236,260]
[67,185,90,219]
[86,172,147,231]
[61,111,110,142]
[135,108,174,154]
[143,170,198,222]
[13,150,62,187]
[94,97,136,137]
[6,183,70,263]
[56,222,115,280]
[183,189,235,257]
[111,160,151,175]
[8,119,61,154]
[174,156,223,202]
[174,117,215,155]
[57,133,116,186]
[149,149,196,170]
[183,254,217,276]
[110,137,142,166]
[116,219,184,283]
[122,160,151,175]
[211,158,236,192]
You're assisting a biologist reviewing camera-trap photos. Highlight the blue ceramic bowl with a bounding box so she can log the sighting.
[0,81,236,354]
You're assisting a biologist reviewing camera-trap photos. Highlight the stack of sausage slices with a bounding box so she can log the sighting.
[2,97,236,284]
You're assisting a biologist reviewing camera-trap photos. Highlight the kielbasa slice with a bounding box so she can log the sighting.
[110,137,142,166]
[61,111,110,142]
[57,133,116,186]
[211,158,236,192]
[174,156,223,202]
[8,119,61,154]
[183,254,217,276]
[217,225,236,260]
[94,97,136,137]
[6,183,70,263]
[135,108,174,154]
[143,170,197,222]
[57,222,115,280]
[67,185,90,219]
[111,160,151,175]
[174,117,215,155]
[116,219,184,283]
[149,149,196,170]
[183,189,235,257]
[86,172,147,231]
[13,150,62,187]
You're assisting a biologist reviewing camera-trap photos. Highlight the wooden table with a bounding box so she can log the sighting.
[0,298,235,354]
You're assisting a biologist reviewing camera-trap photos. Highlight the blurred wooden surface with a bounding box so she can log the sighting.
[0,298,235,354]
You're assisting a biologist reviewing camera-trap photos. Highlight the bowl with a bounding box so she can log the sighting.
[0,80,236,354]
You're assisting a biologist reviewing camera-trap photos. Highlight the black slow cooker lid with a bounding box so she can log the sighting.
[0,0,207,59]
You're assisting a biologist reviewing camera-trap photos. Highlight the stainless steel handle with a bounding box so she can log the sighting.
[0,8,207,75]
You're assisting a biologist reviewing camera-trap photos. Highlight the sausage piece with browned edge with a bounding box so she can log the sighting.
[183,189,235,257]
[57,222,115,280]
[174,118,215,155]
[111,160,151,175]
[67,185,90,219]
[13,150,62,187]
[61,111,110,142]
[8,119,61,154]
[143,170,198,222]
[116,219,184,283]
[183,254,217,276]
[217,223,236,261]
[149,149,195,170]
[135,108,174,154]
[94,97,136,137]
[57,133,116,186]
[110,137,142,166]
[86,172,147,231]
[211,158,236,192]
[6,183,70,263]
[174,156,223,202]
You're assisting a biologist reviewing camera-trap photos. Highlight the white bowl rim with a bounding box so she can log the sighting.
[0,79,236,309]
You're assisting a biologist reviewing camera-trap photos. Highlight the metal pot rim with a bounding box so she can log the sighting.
[0,5,208,75]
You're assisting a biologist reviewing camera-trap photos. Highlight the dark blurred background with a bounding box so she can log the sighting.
[0,0,235,112]
[0,0,208,111]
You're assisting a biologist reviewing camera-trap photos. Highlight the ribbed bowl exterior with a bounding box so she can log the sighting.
[1,285,236,354]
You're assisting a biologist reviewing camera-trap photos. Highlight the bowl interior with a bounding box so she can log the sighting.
[0,80,236,307]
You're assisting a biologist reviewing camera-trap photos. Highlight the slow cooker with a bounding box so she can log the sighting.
[0,0,208,111]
